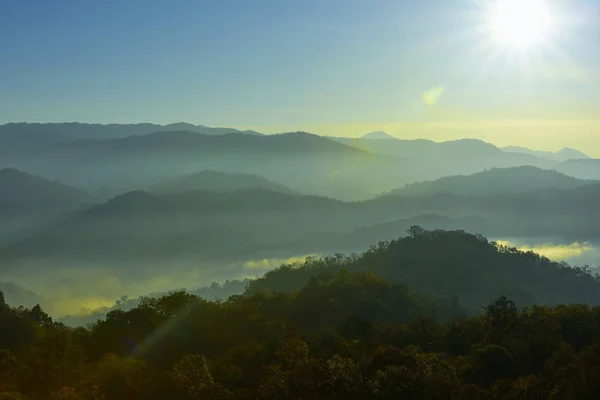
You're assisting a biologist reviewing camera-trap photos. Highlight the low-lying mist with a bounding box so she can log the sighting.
[3,235,600,323]
[0,253,318,319]
[495,238,600,266]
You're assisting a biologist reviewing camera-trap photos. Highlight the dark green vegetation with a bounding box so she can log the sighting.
[2,122,600,398]
[3,230,600,399]
[248,228,600,310]
[3,165,600,266]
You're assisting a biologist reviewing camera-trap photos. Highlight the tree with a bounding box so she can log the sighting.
[407,225,425,239]
[171,354,214,397]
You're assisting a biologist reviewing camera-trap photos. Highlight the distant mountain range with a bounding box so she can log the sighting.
[0,123,598,202]
[334,137,555,174]
[386,166,595,197]
[554,159,600,180]
[0,168,89,213]
[3,166,600,266]
[1,130,401,201]
[0,122,262,144]
[149,170,297,195]
[503,145,590,162]
[360,131,397,139]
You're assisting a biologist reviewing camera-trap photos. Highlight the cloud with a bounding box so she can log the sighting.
[244,254,318,270]
[495,240,594,261]
[421,86,445,106]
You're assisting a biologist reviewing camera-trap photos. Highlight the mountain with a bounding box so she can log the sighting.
[555,159,600,180]
[503,145,590,162]
[7,231,600,399]
[247,228,600,310]
[56,130,369,155]
[0,168,89,213]
[0,122,263,143]
[3,131,403,201]
[279,214,490,254]
[335,137,555,180]
[360,131,397,139]
[149,170,297,195]
[0,189,346,263]
[386,166,594,197]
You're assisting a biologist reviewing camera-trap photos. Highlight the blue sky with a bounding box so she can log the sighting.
[1,0,599,151]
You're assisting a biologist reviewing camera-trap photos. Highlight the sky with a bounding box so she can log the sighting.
[1,0,599,152]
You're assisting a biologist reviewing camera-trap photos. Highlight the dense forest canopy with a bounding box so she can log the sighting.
[4,0,600,395]
[1,125,600,399]
[2,229,600,399]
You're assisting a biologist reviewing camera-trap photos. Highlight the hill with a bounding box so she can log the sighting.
[0,168,89,213]
[247,228,600,310]
[503,145,590,161]
[149,170,297,195]
[4,237,600,398]
[5,180,600,265]
[3,131,402,201]
[0,122,262,143]
[335,137,555,180]
[555,158,600,180]
[0,189,346,263]
[387,166,593,197]
[360,131,397,139]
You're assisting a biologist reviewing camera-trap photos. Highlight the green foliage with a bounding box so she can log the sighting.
[247,228,600,311]
[3,232,600,398]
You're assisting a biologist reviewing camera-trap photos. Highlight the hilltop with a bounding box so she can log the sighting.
[503,145,590,161]
[360,131,397,139]
[247,228,600,310]
[0,168,89,213]
[387,166,594,197]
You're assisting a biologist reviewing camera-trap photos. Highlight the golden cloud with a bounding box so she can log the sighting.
[496,240,594,261]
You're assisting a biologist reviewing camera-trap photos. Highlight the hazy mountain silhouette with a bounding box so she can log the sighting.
[91,188,343,215]
[55,130,369,155]
[360,131,397,139]
[335,137,555,179]
[149,170,297,195]
[555,159,600,180]
[278,214,490,254]
[0,189,346,263]
[0,168,89,213]
[386,166,593,197]
[3,130,402,201]
[5,180,600,265]
[0,122,263,142]
[503,145,590,162]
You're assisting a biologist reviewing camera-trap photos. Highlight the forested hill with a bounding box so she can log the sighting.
[149,170,297,195]
[247,227,600,310]
[2,230,600,398]
[0,168,89,213]
[387,166,594,197]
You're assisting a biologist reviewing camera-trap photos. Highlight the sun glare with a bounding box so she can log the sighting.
[486,0,555,51]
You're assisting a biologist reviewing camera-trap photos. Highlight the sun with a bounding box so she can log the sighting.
[486,0,555,51]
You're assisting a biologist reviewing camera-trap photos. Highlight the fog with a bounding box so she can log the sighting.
[5,236,600,321]
[494,237,600,267]
[0,253,319,318]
